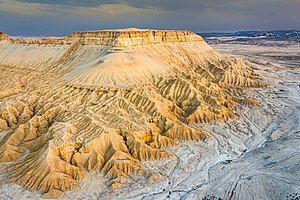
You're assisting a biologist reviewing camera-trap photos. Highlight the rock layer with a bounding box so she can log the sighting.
[69,29,203,47]
[0,29,265,198]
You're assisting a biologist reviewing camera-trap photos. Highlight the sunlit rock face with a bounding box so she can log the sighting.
[0,28,264,198]
[0,32,9,41]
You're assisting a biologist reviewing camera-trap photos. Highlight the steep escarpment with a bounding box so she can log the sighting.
[69,29,202,46]
[0,29,265,198]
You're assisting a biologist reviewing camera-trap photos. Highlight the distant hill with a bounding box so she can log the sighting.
[198,30,300,45]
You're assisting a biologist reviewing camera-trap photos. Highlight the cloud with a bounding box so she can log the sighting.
[0,0,160,17]
[13,0,106,7]
[0,0,44,15]
[0,0,299,35]
[7,0,300,18]
[11,0,219,12]
[73,4,160,17]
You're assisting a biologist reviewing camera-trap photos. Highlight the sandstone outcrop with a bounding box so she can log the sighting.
[0,32,9,41]
[69,29,202,47]
[0,28,265,198]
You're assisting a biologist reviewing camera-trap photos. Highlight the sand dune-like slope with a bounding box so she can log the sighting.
[0,29,264,198]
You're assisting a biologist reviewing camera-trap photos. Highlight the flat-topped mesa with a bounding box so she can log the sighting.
[0,32,73,45]
[0,32,9,41]
[9,37,73,45]
[0,29,203,47]
[0,28,265,199]
[68,29,204,47]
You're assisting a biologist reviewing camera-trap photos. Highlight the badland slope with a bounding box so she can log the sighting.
[0,28,264,198]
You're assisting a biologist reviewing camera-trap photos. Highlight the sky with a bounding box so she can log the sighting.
[0,0,299,36]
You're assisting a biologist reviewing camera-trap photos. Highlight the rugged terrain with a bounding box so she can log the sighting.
[0,29,267,199]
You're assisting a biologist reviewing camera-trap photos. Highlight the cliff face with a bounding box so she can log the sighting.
[0,29,265,198]
[10,37,73,45]
[2,29,202,46]
[0,32,73,44]
[69,29,203,47]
